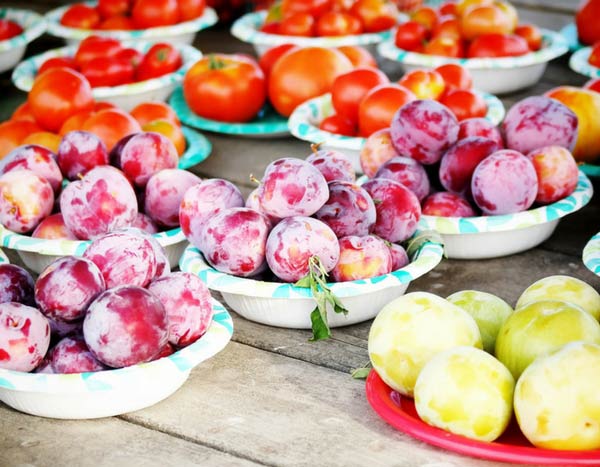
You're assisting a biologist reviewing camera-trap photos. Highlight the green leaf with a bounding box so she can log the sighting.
[309,307,331,341]
[351,367,371,380]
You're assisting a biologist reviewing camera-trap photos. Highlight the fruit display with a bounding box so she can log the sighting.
[367,275,600,451]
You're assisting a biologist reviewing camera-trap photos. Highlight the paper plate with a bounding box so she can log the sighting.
[12,42,202,111]
[231,10,401,56]
[178,126,212,169]
[288,91,505,173]
[583,232,600,277]
[560,23,583,52]
[419,171,593,259]
[179,234,443,329]
[45,3,217,45]
[0,8,46,74]
[0,298,232,420]
[169,87,290,138]
[569,47,600,79]
[366,370,600,466]
[378,29,569,94]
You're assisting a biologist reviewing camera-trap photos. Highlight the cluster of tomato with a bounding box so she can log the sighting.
[395,0,543,58]
[0,18,23,41]
[60,0,206,30]
[259,0,399,37]
[37,36,182,88]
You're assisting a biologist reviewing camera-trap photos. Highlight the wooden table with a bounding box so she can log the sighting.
[1,2,598,466]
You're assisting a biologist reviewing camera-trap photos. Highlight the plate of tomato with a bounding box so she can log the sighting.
[569,45,600,79]
[45,1,217,45]
[12,38,202,112]
[0,8,46,74]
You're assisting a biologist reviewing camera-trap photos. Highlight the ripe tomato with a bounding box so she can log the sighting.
[584,78,600,94]
[316,12,363,36]
[98,16,136,29]
[82,108,142,150]
[74,36,123,67]
[0,120,42,159]
[319,114,356,136]
[281,0,332,19]
[435,64,473,91]
[115,47,144,68]
[0,19,23,40]
[10,102,36,123]
[97,0,130,19]
[411,6,438,31]
[424,36,465,57]
[258,44,299,78]
[349,0,398,33]
[358,84,416,136]
[130,101,181,126]
[460,4,515,41]
[337,45,377,68]
[467,33,529,58]
[132,0,179,28]
[184,54,266,122]
[514,23,543,51]
[178,0,206,21]
[60,4,101,29]
[38,57,78,75]
[28,67,95,133]
[142,119,186,155]
[589,42,600,68]
[577,0,600,46]
[332,67,389,123]
[268,47,352,117]
[398,69,445,100]
[394,20,429,51]
[279,12,315,36]
[81,57,136,87]
[440,89,487,121]
[136,43,183,81]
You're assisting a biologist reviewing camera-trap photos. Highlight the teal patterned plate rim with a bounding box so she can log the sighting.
[179,126,212,170]
[419,171,593,235]
[560,23,583,52]
[288,91,505,150]
[11,42,202,97]
[45,3,217,41]
[169,86,289,136]
[0,298,233,393]
[231,10,402,49]
[0,8,46,53]
[583,232,600,276]
[179,234,444,299]
[569,46,600,79]
[378,29,568,70]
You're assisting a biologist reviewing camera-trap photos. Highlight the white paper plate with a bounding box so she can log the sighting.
[569,46,600,80]
[179,234,444,329]
[12,42,202,111]
[288,91,505,173]
[0,8,46,74]
[378,29,569,94]
[45,3,217,46]
[0,298,232,419]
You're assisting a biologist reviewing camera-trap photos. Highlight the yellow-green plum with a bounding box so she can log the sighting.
[447,290,513,353]
[415,346,514,442]
[514,342,600,450]
[516,275,600,321]
[495,300,600,379]
[368,292,482,397]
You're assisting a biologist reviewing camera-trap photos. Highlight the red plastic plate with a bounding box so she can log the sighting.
[365,370,600,466]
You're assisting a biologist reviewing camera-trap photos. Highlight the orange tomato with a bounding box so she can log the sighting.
[82,108,142,151]
[460,4,515,41]
[22,132,62,153]
[142,119,186,156]
[337,45,377,68]
[10,102,36,122]
[130,102,181,127]
[0,120,42,159]
[398,69,446,100]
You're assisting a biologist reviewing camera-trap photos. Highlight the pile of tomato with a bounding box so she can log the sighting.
[395,0,543,58]
[60,0,206,30]
[0,18,23,40]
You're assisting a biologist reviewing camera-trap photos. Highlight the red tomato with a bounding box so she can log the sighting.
[411,6,438,31]
[281,0,332,19]
[130,101,181,126]
[27,68,95,133]
[132,0,179,28]
[337,45,377,68]
[136,43,183,81]
[319,114,356,136]
[424,36,465,57]
[83,108,142,151]
[81,57,136,87]
[332,67,389,123]
[514,23,543,51]
[178,0,206,21]
[268,47,352,117]
[279,12,316,36]
[183,54,266,122]
[439,2,458,16]
[316,12,363,36]
[74,36,123,67]
[97,0,131,19]
[589,42,600,68]
[0,19,23,40]
[435,63,473,91]
[60,4,101,29]
[358,84,416,136]
[468,33,529,58]
[398,69,445,100]
[440,89,487,121]
[115,47,144,68]
[38,57,79,75]
[98,16,136,29]
[258,44,299,78]
[584,78,600,94]
[394,20,429,51]
[349,0,398,33]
